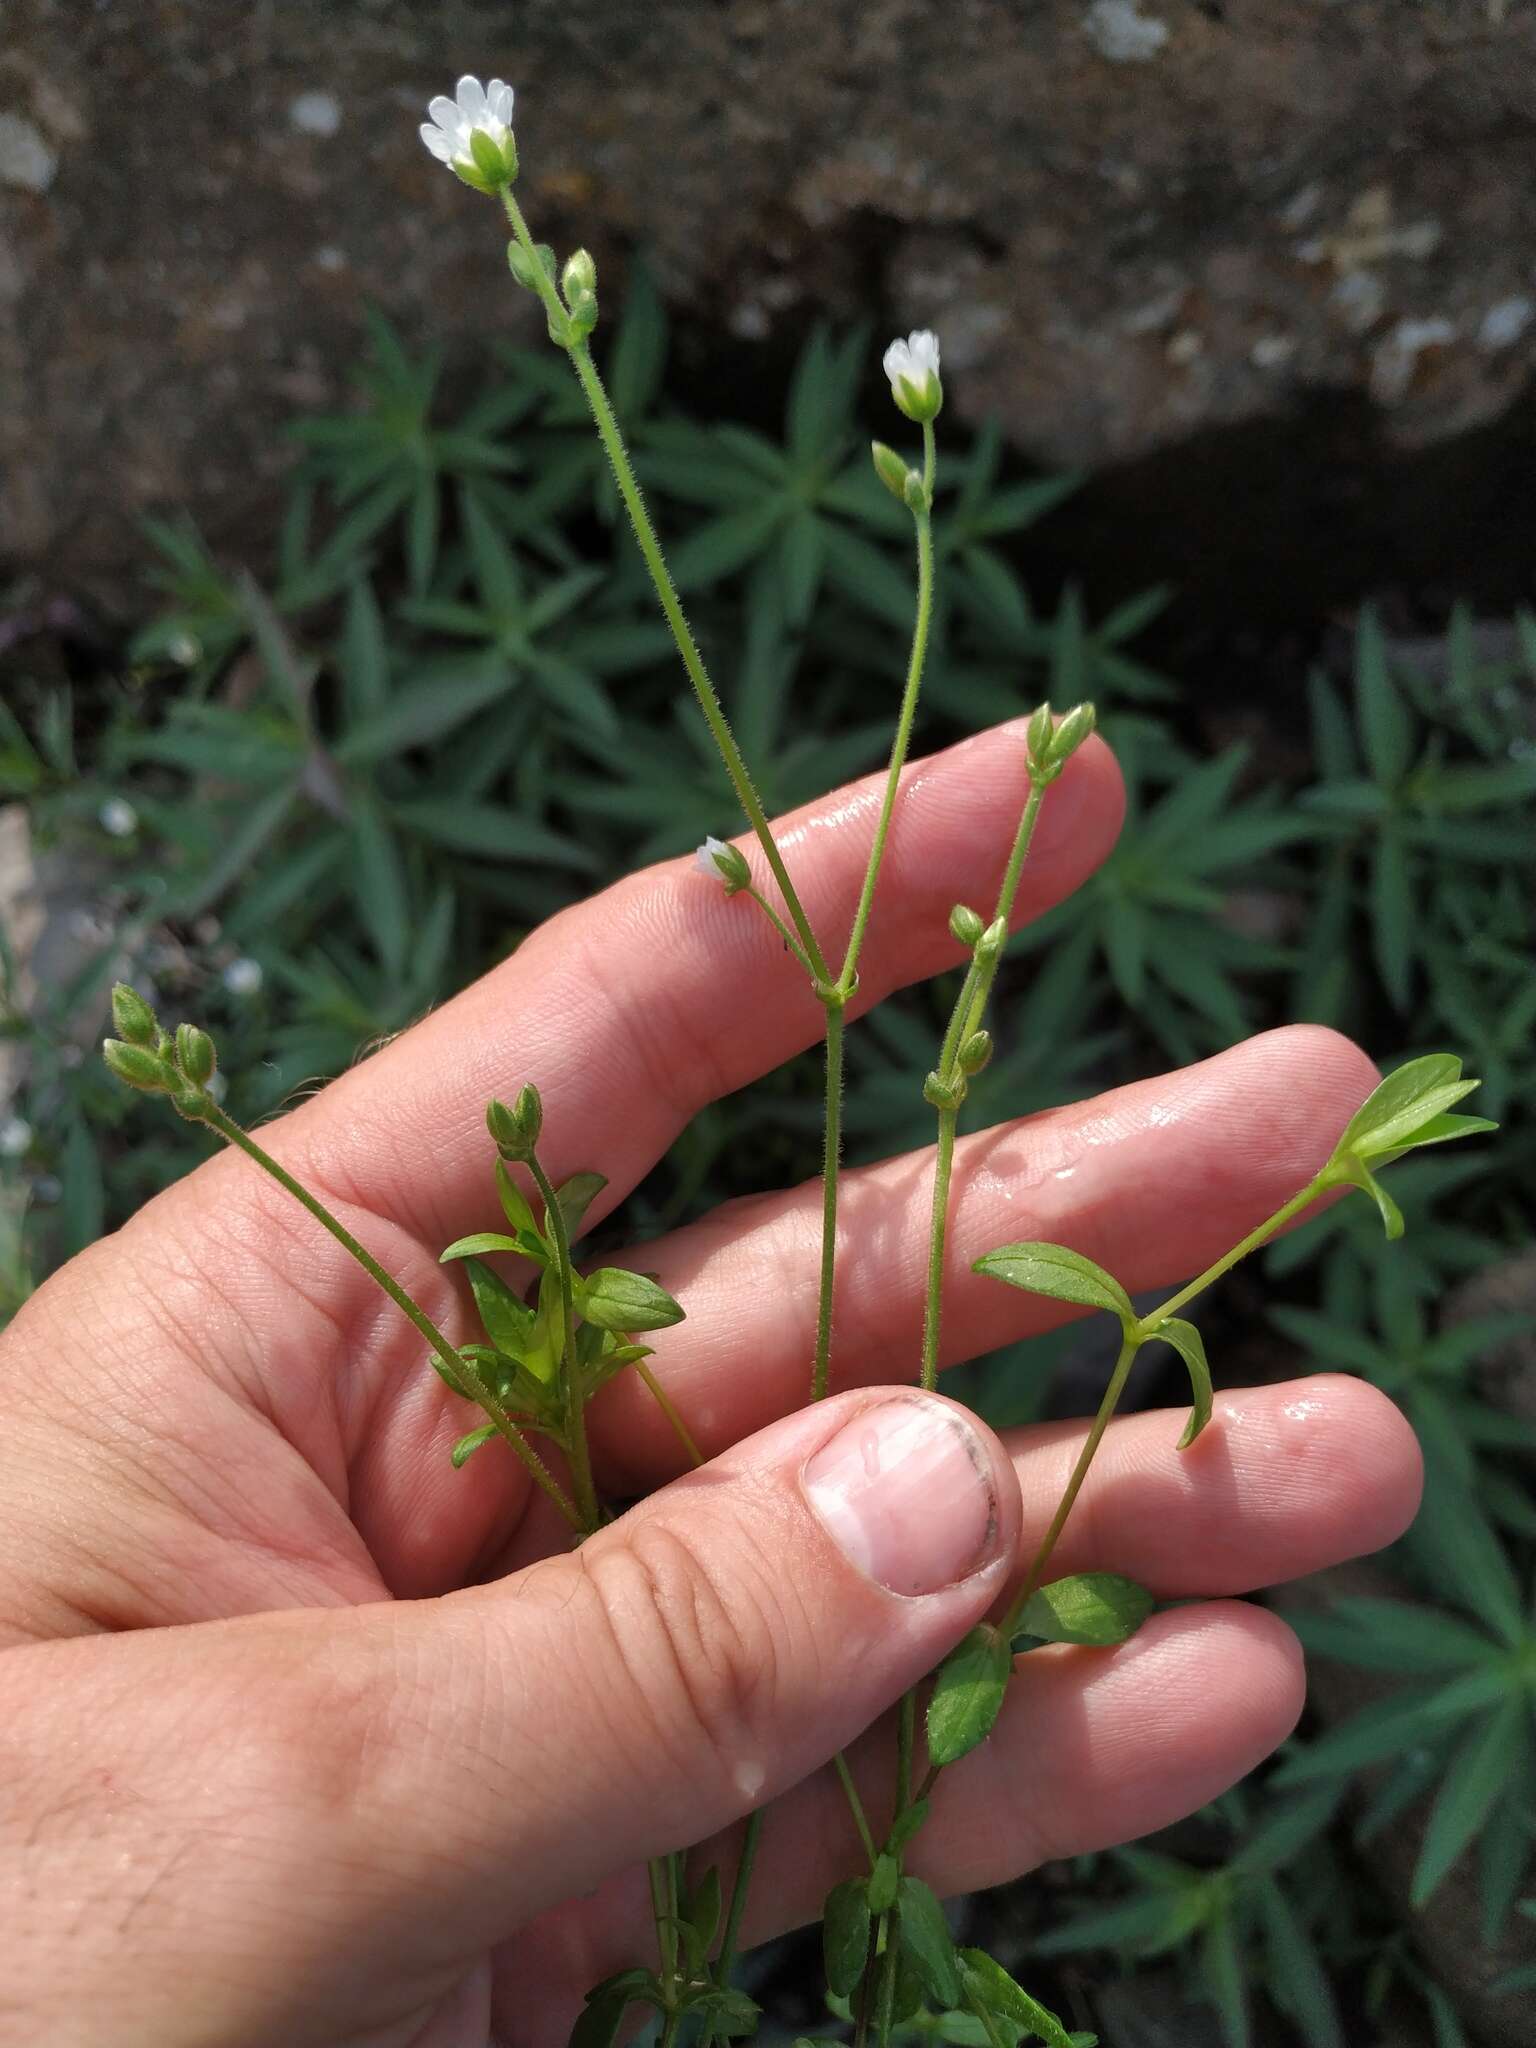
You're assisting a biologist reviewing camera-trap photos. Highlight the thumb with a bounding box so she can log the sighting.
[451,1385,1022,1916]
[0,1389,1018,2044]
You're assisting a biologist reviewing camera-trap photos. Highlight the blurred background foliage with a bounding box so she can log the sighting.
[1,271,1533,2046]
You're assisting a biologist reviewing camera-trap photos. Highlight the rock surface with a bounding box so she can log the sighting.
[3,0,1535,594]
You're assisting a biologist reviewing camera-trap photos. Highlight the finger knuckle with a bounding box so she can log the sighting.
[579,1517,781,1795]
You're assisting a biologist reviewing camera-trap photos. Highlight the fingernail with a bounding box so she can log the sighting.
[802,1395,1000,1596]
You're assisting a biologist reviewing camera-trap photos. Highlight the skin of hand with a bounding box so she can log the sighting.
[0,721,1422,2048]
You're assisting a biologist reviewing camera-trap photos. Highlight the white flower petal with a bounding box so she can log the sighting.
[419,122,454,162]
[428,96,462,135]
[489,79,515,125]
[908,330,940,374]
[882,339,911,385]
[456,74,487,120]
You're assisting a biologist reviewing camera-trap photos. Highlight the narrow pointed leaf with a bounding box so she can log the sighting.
[957,1948,1091,2047]
[450,1423,499,1468]
[1143,1316,1212,1448]
[1412,1700,1528,1906]
[555,1170,609,1243]
[440,1231,526,1262]
[972,1243,1135,1327]
[462,1256,536,1354]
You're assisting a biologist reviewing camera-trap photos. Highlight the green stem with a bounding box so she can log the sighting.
[527,1150,601,1534]
[873,1902,902,2048]
[1001,1333,1140,1638]
[715,1807,764,1989]
[895,1691,915,1817]
[833,1748,879,1869]
[649,1852,680,2020]
[199,1104,581,1532]
[811,1000,846,1402]
[837,421,937,997]
[743,885,816,979]
[919,1106,959,1393]
[634,1356,705,1468]
[501,189,828,984]
[1144,1177,1326,1329]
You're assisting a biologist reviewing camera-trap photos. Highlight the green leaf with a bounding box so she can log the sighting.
[972,1243,1135,1328]
[899,1877,961,2010]
[391,796,597,869]
[687,1865,722,1954]
[887,1798,931,1853]
[577,1268,685,1333]
[1371,827,1414,1009]
[1355,604,1415,787]
[567,1972,659,2048]
[335,664,513,764]
[555,1170,608,1244]
[1332,1055,1480,1160]
[1142,1316,1212,1448]
[450,1423,499,1468]
[496,1160,542,1242]
[822,1878,872,1998]
[686,1987,759,2036]
[868,1853,900,1915]
[1017,1573,1154,1649]
[440,1232,528,1262]
[461,1257,536,1355]
[957,1948,1089,2047]
[1412,1699,1529,1906]
[926,1626,1013,1766]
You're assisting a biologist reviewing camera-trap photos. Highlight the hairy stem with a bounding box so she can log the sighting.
[837,421,937,998]
[500,188,828,983]
[811,1000,846,1402]
[919,1106,959,1393]
[198,1104,581,1531]
[526,1151,601,1533]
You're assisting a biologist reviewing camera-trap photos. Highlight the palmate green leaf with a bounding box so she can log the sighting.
[972,1243,1135,1328]
[956,1948,1094,2047]
[1274,1664,1512,1786]
[822,1878,871,1998]
[926,1625,1013,1765]
[1412,1698,1530,1906]
[1140,1316,1212,1448]
[899,1876,961,2010]
[1017,1574,1154,1649]
[576,1268,685,1334]
[334,662,514,764]
[1290,1597,1498,1676]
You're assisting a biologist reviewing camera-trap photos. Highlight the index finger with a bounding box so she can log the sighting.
[267,718,1124,1250]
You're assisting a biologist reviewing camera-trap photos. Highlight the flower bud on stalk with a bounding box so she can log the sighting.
[949,904,984,948]
[488,1085,543,1162]
[695,836,751,895]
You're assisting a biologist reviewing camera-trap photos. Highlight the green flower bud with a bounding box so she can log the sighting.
[1049,701,1097,767]
[977,915,1008,959]
[949,904,984,948]
[174,1022,217,1086]
[1026,702,1055,771]
[871,441,912,502]
[566,291,599,336]
[110,981,158,1048]
[101,1039,177,1093]
[923,1070,967,1113]
[170,1088,214,1122]
[507,239,557,291]
[958,1029,993,1075]
[902,470,929,513]
[487,1085,543,1161]
[562,248,597,302]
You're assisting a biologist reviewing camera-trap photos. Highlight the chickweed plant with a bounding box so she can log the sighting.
[99,75,1499,2048]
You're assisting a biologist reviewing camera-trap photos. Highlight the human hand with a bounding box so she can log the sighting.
[0,722,1421,2048]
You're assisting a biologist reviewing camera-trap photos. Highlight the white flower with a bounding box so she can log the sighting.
[883,330,943,422]
[98,796,138,838]
[695,835,730,877]
[223,957,263,998]
[0,1115,32,1159]
[419,75,517,189]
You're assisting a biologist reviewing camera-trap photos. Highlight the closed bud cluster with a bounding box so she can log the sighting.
[1026,700,1097,784]
[487,1084,543,1162]
[102,985,220,1117]
[949,904,984,948]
